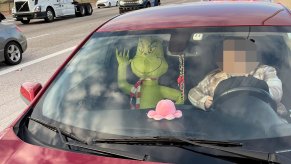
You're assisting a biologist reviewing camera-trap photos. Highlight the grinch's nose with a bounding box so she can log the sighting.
[142,51,149,56]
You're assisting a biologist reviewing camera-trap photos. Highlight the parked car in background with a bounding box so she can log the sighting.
[0,12,27,65]
[96,0,119,8]
[1,1,291,164]
[119,0,160,14]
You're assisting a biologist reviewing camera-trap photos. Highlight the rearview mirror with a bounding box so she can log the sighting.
[20,82,42,105]
[169,30,191,55]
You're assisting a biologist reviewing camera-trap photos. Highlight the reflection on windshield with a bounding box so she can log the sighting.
[32,27,291,142]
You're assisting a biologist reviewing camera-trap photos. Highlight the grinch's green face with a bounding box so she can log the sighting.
[131,37,168,79]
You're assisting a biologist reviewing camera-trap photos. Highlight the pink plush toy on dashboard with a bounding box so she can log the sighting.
[147,99,183,120]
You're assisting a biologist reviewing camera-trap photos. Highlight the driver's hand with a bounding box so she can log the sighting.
[204,96,213,109]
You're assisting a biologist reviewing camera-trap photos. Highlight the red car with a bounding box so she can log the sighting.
[1,1,291,163]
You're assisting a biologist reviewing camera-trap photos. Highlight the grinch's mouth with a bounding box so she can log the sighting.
[131,57,163,75]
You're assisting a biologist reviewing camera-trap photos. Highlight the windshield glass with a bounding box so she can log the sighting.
[32,26,291,141]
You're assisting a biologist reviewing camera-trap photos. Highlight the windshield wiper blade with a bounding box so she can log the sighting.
[174,136,279,164]
[92,136,243,147]
[28,117,149,161]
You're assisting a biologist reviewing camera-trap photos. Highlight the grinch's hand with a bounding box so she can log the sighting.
[116,49,131,66]
[116,48,132,94]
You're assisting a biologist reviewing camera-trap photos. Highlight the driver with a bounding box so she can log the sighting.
[188,39,287,116]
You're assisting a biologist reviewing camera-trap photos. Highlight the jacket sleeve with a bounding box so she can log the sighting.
[263,66,283,103]
[188,75,210,110]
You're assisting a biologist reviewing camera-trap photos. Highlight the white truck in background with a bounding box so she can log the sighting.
[12,0,93,24]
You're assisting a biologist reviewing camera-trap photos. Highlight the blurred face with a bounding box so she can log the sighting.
[217,39,259,75]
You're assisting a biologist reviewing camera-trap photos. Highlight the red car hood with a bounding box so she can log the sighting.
[0,127,162,164]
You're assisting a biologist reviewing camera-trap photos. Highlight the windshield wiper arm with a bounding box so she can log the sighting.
[92,136,243,147]
[28,117,149,161]
[93,136,278,163]
[174,136,279,164]
[28,117,87,143]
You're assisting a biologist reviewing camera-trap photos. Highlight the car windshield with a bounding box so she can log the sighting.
[31,26,291,141]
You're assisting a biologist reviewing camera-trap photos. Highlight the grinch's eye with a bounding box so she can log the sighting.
[148,41,158,53]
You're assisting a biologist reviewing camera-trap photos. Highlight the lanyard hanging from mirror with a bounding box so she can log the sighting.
[177,53,185,102]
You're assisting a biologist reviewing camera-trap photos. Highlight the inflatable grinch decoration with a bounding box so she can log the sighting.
[116,36,184,109]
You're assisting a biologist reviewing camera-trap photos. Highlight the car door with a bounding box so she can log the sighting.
[113,0,118,6]
[112,0,118,6]
[149,0,155,6]
[109,0,113,6]
[0,23,7,60]
[53,0,64,17]
[63,0,75,16]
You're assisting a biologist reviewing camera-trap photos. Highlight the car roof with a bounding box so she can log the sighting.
[97,1,291,32]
